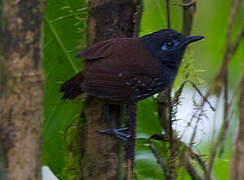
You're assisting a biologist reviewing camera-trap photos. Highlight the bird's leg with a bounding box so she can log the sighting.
[98,104,130,141]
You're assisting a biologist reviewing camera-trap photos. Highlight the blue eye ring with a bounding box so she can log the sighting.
[161,40,179,51]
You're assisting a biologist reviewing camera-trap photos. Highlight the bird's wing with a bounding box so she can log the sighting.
[75,39,115,60]
[81,38,161,102]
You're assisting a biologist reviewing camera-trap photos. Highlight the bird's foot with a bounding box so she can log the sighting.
[98,127,130,141]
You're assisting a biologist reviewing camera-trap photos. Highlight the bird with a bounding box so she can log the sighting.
[60,29,203,103]
[60,29,204,140]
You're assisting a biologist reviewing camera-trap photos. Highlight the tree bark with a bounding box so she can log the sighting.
[231,73,244,180]
[0,0,45,179]
[80,0,141,179]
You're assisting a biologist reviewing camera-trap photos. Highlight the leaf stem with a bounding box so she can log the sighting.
[44,16,79,73]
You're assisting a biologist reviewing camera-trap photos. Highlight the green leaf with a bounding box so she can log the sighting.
[135,139,164,180]
[140,0,167,36]
[137,99,162,138]
[192,0,244,87]
[139,0,182,37]
[43,0,87,176]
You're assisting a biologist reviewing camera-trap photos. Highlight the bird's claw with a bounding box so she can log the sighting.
[98,127,130,141]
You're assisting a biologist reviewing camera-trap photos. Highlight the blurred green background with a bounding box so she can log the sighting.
[43,0,244,179]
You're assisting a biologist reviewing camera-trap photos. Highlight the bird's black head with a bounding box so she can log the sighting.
[139,29,204,68]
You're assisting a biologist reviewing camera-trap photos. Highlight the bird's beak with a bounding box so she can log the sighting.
[184,35,204,44]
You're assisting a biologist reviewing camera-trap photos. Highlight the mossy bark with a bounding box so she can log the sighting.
[80,0,141,179]
[0,0,45,179]
[231,75,244,180]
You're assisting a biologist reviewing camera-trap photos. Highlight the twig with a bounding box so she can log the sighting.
[147,138,173,180]
[230,70,244,180]
[184,142,210,179]
[179,142,208,179]
[226,0,242,47]
[157,90,170,133]
[228,73,244,110]
[171,79,215,149]
[207,73,231,179]
[189,81,215,111]
[180,0,196,7]
[173,80,215,112]
[189,107,207,148]
[188,0,244,154]
[166,0,170,28]
[181,0,196,35]
[166,84,178,177]
[208,0,243,96]
[168,87,174,153]
[205,0,243,178]
[190,151,207,175]
[191,4,244,124]
[231,28,244,55]
[156,0,209,179]
[184,154,204,180]
[149,134,207,180]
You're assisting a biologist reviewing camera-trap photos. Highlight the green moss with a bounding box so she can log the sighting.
[61,117,83,179]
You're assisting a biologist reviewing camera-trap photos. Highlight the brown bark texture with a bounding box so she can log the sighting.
[0,0,45,179]
[80,0,140,179]
[231,74,244,180]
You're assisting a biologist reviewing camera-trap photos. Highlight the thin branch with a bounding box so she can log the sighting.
[147,138,173,180]
[168,87,174,153]
[166,0,170,28]
[204,0,243,178]
[181,0,196,7]
[190,151,207,175]
[230,69,244,180]
[188,0,244,155]
[166,84,179,177]
[226,0,243,47]
[231,28,244,55]
[189,107,207,148]
[190,3,244,124]
[181,0,196,35]
[184,154,204,180]
[207,77,229,179]
[208,0,243,96]
[157,90,170,133]
[228,72,244,110]
[180,142,209,179]
[173,80,215,112]
[149,135,207,180]
[156,0,211,179]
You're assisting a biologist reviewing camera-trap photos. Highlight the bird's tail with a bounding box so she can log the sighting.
[60,72,84,99]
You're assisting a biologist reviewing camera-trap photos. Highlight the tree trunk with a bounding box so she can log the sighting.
[231,74,244,180]
[80,0,141,179]
[0,0,45,179]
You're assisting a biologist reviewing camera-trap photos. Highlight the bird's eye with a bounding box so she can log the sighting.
[161,40,179,51]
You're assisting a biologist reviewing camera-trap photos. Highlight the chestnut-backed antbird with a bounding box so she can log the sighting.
[60,29,203,140]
